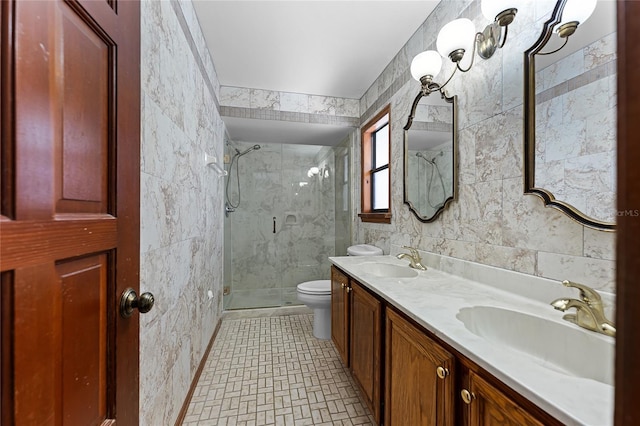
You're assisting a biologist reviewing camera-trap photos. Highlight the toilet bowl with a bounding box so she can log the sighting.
[297,280,332,339]
[297,244,382,340]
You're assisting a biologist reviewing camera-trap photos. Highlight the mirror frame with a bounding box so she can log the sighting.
[403,88,457,223]
[523,0,615,231]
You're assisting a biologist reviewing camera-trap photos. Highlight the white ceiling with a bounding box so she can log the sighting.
[193,1,439,98]
[223,116,355,146]
[192,1,440,145]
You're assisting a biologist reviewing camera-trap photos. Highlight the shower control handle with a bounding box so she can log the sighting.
[273,217,276,233]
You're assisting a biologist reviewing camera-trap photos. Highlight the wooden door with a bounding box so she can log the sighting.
[465,370,543,426]
[350,280,381,423]
[385,308,454,426]
[1,0,141,424]
[331,266,350,366]
[616,1,640,424]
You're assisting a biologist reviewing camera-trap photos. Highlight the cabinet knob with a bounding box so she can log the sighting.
[436,366,449,379]
[341,283,345,289]
[346,286,352,293]
[461,389,475,404]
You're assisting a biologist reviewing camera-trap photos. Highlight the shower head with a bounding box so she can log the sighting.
[237,144,261,157]
[416,152,434,164]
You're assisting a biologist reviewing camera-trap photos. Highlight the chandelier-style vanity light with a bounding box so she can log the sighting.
[410,0,519,94]
[556,0,597,38]
[536,0,597,55]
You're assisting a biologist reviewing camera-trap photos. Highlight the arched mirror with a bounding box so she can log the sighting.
[524,0,616,231]
[403,88,457,222]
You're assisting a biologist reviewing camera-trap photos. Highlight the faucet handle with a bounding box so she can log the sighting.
[562,280,602,304]
[402,245,420,258]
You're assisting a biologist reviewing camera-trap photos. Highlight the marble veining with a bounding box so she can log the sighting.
[220,85,360,118]
[532,25,617,224]
[334,135,353,257]
[140,1,225,424]
[250,88,280,110]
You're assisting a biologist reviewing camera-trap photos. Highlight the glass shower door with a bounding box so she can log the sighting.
[223,142,336,310]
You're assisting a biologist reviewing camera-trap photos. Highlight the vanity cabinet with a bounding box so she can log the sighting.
[331,266,350,365]
[331,266,382,423]
[330,266,561,426]
[350,280,382,422]
[385,307,455,426]
[463,370,544,426]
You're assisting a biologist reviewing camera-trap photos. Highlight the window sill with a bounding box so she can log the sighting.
[358,212,392,224]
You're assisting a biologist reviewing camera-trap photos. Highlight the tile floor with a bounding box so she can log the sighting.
[182,311,376,425]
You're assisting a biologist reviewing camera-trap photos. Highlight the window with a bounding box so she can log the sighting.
[360,105,391,223]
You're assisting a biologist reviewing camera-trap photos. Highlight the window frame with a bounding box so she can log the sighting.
[359,105,391,224]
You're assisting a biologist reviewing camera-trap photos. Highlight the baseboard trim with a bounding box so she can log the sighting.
[174,318,222,426]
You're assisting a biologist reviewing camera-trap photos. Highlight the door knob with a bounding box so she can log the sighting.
[120,288,155,318]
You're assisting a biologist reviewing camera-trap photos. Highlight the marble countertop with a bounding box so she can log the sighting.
[329,255,614,426]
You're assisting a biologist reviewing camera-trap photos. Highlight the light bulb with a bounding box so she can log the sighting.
[481,0,516,22]
[410,50,442,82]
[437,18,476,62]
[560,0,597,26]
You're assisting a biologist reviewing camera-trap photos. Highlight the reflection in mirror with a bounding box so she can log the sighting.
[404,90,456,222]
[524,0,616,230]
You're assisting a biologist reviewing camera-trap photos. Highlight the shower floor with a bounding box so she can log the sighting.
[224,287,302,310]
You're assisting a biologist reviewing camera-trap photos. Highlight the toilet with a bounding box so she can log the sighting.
[297,244,383,339]
[346,244,383,257]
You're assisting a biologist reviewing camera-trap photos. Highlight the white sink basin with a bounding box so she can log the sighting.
[457,306,614,385]
[361,262,419,279]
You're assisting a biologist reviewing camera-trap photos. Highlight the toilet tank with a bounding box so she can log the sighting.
[347,244,383,256]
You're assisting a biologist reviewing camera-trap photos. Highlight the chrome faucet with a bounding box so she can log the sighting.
[396,246,427,270]
[550,280,615,337]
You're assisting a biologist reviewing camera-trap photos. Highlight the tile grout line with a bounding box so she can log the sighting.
[182,313,376,425]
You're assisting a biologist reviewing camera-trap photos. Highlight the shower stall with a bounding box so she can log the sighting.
[408,146,453,217]
[223,140,351,310]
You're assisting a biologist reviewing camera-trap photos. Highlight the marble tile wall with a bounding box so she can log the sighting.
[225,142,336,305]
[220,86,360,117]
[140,1,225,424]
[354,0,616,293]
[219,86,361,127]
[334,134,353,257]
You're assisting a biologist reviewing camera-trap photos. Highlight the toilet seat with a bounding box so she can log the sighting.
[297,280,331,295]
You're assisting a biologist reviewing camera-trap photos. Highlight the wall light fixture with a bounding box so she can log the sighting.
[556,0,597,38]
[538,0,597,55]
[410,0,518,94]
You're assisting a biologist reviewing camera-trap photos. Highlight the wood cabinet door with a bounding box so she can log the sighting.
[331,266,350,365]
[350,280,381,423]
[466,370,543,426]
[385,308,455,426]
[1,0,141,424]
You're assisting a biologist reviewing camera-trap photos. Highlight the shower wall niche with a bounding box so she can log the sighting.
[223,141,338,309]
